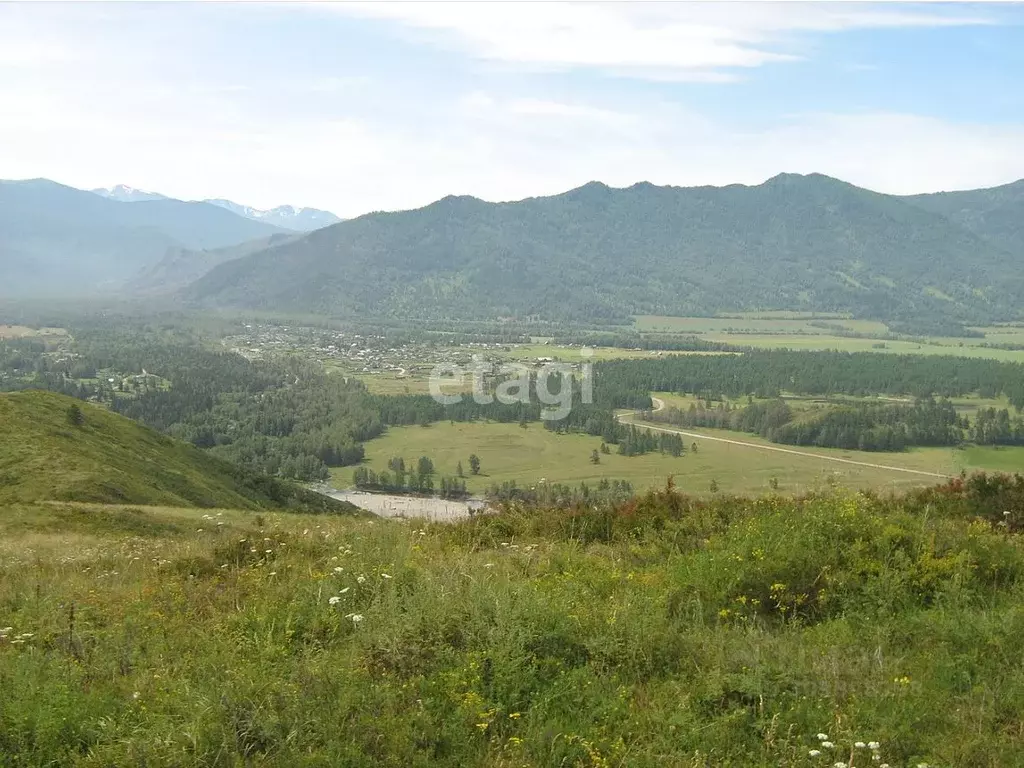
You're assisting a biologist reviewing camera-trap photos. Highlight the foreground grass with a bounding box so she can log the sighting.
[2,476,1024,766]
[341,420,1010,497]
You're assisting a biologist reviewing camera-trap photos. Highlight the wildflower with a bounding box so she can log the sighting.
[346,613,364,623]
[132,692,140,700]
[834,763,848,768]
[356,575,366,584]
[333,567,344,574]
[855,742,866,748]
[822,742,835,749]
[264,549,272,554]
[868,742,880,750]
[817,733,829,741]
[809,750,822,757]
[328,596,342,605]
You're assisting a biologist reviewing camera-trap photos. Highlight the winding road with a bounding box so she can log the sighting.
[617,397,951,480]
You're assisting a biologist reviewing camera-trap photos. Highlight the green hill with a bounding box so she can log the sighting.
[182,173,1024,327]
[0,390,352,512]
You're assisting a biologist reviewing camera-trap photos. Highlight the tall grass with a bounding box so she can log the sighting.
[1,476,1023,766]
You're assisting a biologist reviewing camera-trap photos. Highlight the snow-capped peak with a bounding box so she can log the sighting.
[91,184,167,202]
[204,199,341,231]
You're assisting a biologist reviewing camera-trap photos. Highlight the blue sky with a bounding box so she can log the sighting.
[1,2,1023,216]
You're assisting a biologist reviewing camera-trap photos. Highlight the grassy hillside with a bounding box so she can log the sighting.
[2,477,1024,765]
[184,173,1024,327]
[0,390,351,512]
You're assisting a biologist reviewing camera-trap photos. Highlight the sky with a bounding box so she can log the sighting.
[1,1,1023,217]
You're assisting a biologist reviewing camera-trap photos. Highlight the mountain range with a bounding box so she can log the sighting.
[6,173,1024,328]
[91,185,341,231]
[180,173,1024,328]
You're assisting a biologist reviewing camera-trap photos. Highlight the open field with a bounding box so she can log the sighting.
[697,334,1024,362]
[653,391,1015,417]
[635,315,890,336]
[0,324,67,339]
[633,315,1024,362]
[335,420,1022,497]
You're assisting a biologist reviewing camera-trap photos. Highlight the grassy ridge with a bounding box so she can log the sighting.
[1,476,1024,765]
[0,390,351,513]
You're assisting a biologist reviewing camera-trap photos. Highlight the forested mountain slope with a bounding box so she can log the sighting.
[183,173,1024,325]
[905,178,1024,258]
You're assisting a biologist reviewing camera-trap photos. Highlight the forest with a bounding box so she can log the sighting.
[4,323,1024,484]
[645,397,978,451]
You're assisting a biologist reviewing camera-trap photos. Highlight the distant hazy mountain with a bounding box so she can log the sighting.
[90,184,341,231]
[128,233,301,295]
[0,179,287,297]
[91,184,168,203]
[203,199,342,231]
[182,173,1024,327]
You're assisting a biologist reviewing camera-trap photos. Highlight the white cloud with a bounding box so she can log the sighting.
[0,2,1019,217]
[339,1,992,80]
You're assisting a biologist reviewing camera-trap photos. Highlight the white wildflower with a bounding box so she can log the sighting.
[809,750,822,757]
[817,733,829,741]
[868,742,880,750]
[333,567,344,575]
[855,742,866,749]
[346,613,364,623]
[357,575,366,584]
[822,742,835,749]
[328,596,342,606]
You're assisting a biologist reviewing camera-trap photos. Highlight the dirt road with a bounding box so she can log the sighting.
[619,398,951,480]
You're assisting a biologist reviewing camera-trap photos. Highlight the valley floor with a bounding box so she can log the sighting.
[338,419,1022,498]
